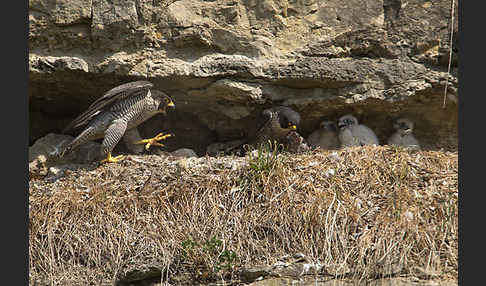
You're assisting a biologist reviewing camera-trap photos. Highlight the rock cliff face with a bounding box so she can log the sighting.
[29,0,458,155]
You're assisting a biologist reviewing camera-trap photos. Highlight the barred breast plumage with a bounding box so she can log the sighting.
[60,81,175,163]
[251,106,301,147]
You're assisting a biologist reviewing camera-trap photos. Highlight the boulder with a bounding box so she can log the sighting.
[28,133,103,165]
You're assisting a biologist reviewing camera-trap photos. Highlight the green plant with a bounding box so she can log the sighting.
[246,140,284,174]
[237,140,286,194]
[181,236,238,279]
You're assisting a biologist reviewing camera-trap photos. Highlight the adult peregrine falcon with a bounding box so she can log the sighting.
[306,120,341,150]
[251,106,301,147]
[387,117,421,150]
[337,114,379,147]
[60,80,175,163]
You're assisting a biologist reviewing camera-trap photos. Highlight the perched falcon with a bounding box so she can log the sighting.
[337,114,379,147]
[387,117,421,150]
[227,106,302,155]
[251,106,301,148]
[306,120,341,150]
[60,80,175,163]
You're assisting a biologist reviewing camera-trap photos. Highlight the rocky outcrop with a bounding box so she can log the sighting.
[28,133,103,165]
[29,0,458,155]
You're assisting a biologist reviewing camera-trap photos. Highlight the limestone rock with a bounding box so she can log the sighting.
[29,0,92,26]
[28,0,458,153]
[29,55,89,74]
[240,265,273,283]
[29,155,48,179]
[171,148,198,158]
[29,133,103,166]
[206,140,246,156]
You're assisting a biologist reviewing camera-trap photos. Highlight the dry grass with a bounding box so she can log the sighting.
[29,145,458,285]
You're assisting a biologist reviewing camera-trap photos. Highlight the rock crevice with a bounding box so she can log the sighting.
[29,0,459,154]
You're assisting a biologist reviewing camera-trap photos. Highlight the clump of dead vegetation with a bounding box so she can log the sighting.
[29,145,458,285]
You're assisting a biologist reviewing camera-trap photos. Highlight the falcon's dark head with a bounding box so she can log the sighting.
[319,120,338,132]
[393,118,414,134]
[274,106,301,131]
[337,114,358,130]
[152,90,175,115]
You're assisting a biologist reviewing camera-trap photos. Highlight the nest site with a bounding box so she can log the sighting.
[29,144,458,285]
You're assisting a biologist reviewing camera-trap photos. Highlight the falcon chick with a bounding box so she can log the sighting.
[337,114,379,147]
[306,120,340,150]
[60,80,175,163]
[387,117,421,150]
[251,106,301,148]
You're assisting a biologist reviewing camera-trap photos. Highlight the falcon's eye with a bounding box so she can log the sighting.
[287,122,297,130]
[165,98,169,103]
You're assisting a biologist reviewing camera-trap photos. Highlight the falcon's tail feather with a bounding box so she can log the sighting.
[58,145,72,158]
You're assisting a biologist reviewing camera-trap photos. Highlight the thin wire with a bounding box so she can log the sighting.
[443,0,455,109]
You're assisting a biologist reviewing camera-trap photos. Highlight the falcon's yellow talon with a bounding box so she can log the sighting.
[134,132,174,150]
[100,152,125,164]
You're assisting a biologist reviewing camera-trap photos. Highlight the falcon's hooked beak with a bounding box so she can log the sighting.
[159,98,175,115]
[398,122,411,134]
[338,119,352,129]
